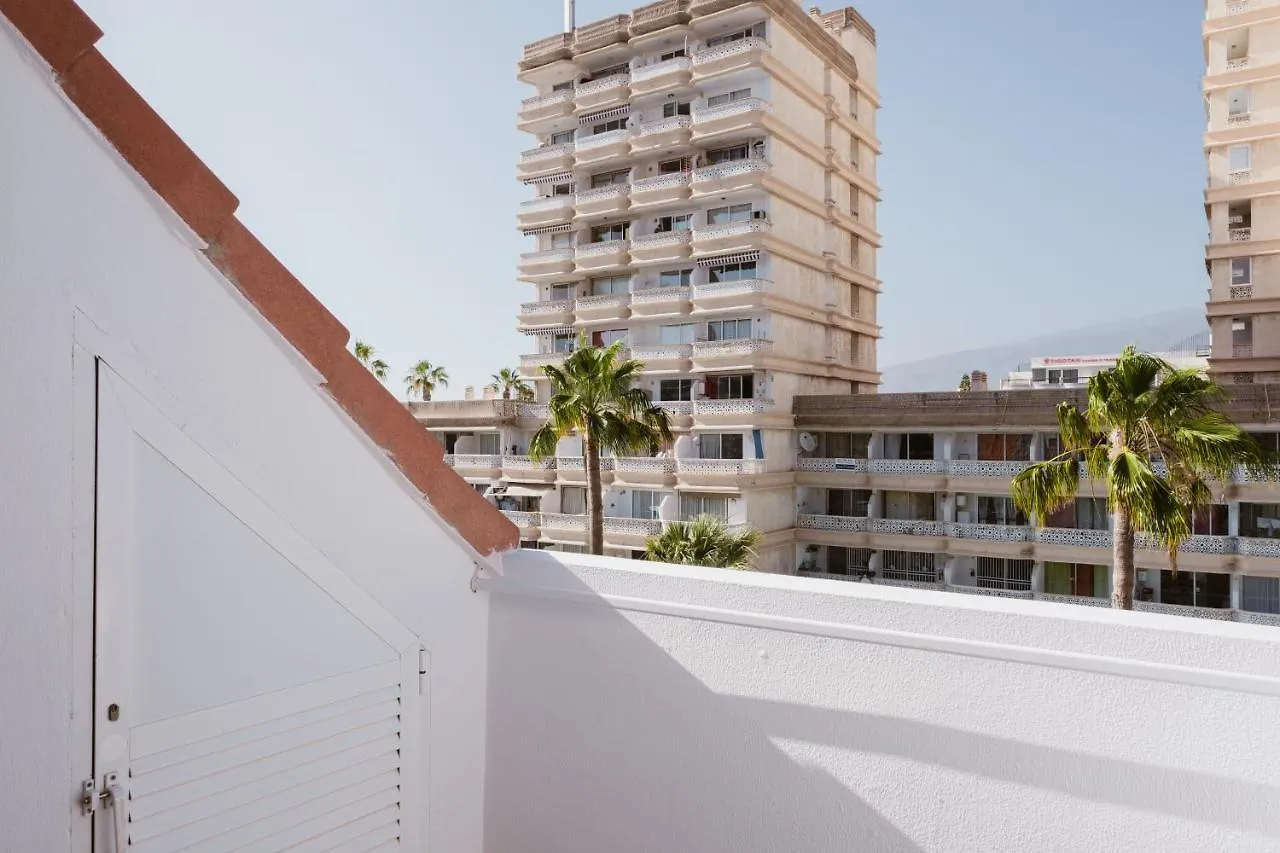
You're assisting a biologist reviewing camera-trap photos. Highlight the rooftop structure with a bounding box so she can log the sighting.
[1000,350,1210,390]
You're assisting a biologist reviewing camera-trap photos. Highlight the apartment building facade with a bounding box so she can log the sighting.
[790,387,1280,621]
[1205,0,1280,380]
[457,0,881,571]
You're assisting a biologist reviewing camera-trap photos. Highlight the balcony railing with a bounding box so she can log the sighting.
[631,344,693,361]
[1227,57,1251,70]
[675,458,765,475]
[633,56,693,83]
[575,185,630,204]
[613,456,677,474]
[630,0,691,32]
[521,32,572,64]
[520,299,574,316]
[1231,284,1254,300]
[632,285,691,305]
[948,523,1032,543]
[539,512,587,531]
[691,36,769,66]
[693,398,774,415]
[869,518,946,537]
[603,517,664,536]
[520,196,574,214]
[1238,537,1280,558]
[692,158,770,182]
[1226,0,1250,13]
[656,400,694,416]
[692,97,771,123]
[576,73,630,96]
[694,220,771,241]
[557,456,616,472]
[796,458,869,473]
[519,248,575,266]
[946,460,1031,478]
[798,514,868,532]
[503,455,557,472]
[1234,344,1254,358]
[1036,527,1111,549]
[1230,227,1252,242]
[1229,168,1253,185]
[632,172,692,193]
[1228,111,1252,126]
[574,15,630,49]
[867,459,946,476]
[632,230,693,250]
[517,403,550,419]
[576,129,632,151]
[691,338,772,358]
[631,116,693,143]
[444,454,503,469]
[693,278,769,298]
[520,142,575,163]
[521,89,575,110]
[502,510,542,528]
[520,352,570,369]
[575,293,631,311]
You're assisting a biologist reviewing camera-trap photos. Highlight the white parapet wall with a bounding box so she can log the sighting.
[483,551,1280,853]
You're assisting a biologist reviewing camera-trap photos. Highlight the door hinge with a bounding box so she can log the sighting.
[80,777,98,816]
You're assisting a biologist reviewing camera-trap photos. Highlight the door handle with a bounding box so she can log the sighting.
[102,772,126,851]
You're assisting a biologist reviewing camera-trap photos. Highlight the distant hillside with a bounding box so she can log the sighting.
[880,306,1208,393]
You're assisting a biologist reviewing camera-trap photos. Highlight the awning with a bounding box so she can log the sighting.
[522,223,574,237]
[579,105,630,125]
[486,483,553,499]
[697,250,761,268]
[524,171,574,186]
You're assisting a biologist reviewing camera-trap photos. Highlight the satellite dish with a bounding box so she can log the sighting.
[798,432,818,452]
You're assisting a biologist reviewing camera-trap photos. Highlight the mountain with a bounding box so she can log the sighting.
[879,306,1209,393]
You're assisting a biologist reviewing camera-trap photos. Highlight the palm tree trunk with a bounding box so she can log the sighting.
[585,431,604,556]
[1112,503,1135,610]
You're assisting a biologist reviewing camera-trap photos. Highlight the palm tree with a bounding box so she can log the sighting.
[529,338,673,555]
[1011,347,1271,610]
[352,340,389,381]
[645,515,761,569]
[491,367,532,401]
[957,373,972,392]
[403,360,449,402]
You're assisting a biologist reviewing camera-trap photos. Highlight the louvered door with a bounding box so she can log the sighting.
[93,362,423,851]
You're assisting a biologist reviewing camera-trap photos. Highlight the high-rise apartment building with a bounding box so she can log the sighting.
[1204,0,1280,381]
[481,0,879,570]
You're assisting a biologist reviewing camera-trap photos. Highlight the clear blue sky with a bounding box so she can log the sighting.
[77,0,1208,398]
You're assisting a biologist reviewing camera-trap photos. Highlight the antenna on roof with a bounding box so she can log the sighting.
[565,0,575,32]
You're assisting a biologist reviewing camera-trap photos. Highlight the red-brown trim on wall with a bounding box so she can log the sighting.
[0,0,518,556]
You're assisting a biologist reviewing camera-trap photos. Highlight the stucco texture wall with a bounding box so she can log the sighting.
[486,552,1280,853]
[0,20,489,851]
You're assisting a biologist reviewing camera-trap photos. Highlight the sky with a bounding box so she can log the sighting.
[75,0,1210,399]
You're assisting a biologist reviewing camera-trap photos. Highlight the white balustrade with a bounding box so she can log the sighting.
[632,172,692,193]
[1036,527,1111,549]
[692,97,771,123]
[613,457,677,474]
[657,401,694,415]
[632,285,691,304]
[576,129,631,150]
[503,455,557,471]
[575,73,630,95]
[631,344,692,361]
[693,279,769,298]
[520,196,573,213]
[796,458,869,473]
[631,115,692,138]
[867,459,946,476]
[520,142,575,162]
[539,513,587,531]
[603,517,663,536]
[574,185,630,204]
[797,514,868,532]
[692,37,769,66]
[521,89,574,109]
[1231,284,1254,300]
[521,299,573,315]
[1230,227,1252,242]
[1238,537,1280,558]
[517,403,550,419]
[693,158,770,182]
[947,523,1032,542]
[676,458,764,475]
[575,293,631,310]
[576,241,631,258]
[945,460,1030,478]
[691,339,772,357]
[519,248,575,265]
[447,454,503,469]
[502,510,542,527]
[693,398,774,415]
[1229,169,1252,185]
[694,220,771,241]
[520,352,569,368]
[632,230,693,249]
[633,55,693,82]
[869,518,946,537]
[557,456,616,471]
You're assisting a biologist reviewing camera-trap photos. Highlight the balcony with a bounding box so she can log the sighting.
[631,56,694,97]
[1230,227,1252,242]
[798,514,868,533]
[630,171,693,209]
[693,219,770,256]
[602,516,664,541]
[691,36,770,80]
[691,158,771,196]
[574,292,631,322]
[500,510,542,534]
[518,143,575,180]
[573,14,630,53]
[1234,344,1254,359]
[1238,537,1280,558]
[691,97,771,143]
[629,0,692,35]
[630,229,694,265]
[693,398,774,417]
[518,247,576,281]
[556,456,616,485]
[630,284,692,317]
[692,278,769,311]
[1228,168,1252,186]
[574,73,630,113]
[796,458,869,474]
[1036,527,1111,550]
[517,402,550,421]
[519,351,570,377]
[538,512,587,540]
[443,453,503,478]
[1230,284,1254,300]
[675,458,765,482]
[630,343,692,372]
[518,89,575,131]
[574,185,631,219]
[575,129,632,166]
[575,240,631,272]
[630,115,694,154]
[867,459,946,476]
[1227,57,1251,71]
[503,455,558,483]
[518,195,574,230]
[519,32,572,70]
[518,299,575,330]
[655,399,695,426]
[691,338,772,369]
[1228,111,1252,127]
[945,459,1031,480]
[948,523,1033,543]
[612,456,678,486]
[868,518,947,538]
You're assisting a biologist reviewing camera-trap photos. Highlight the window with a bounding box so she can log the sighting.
[591,329,628,347]
[590,169,630,188]
[550,283,575,301]
[631,490,664,519]
[1243,576,1280,614]
[660,379,693,401]
[880,551,937,583]
[1044,563,1108,599]
[849,84,858,118]
[1241,503,1280,538]
[976,434,1032,461]
[552,333,577,353]
[1231,257,1252,284]
[659,323,695,345]
[818,432,871,459]
[707,318,752,340]
[850,233,860,266]
[1249,431,1280,453]
[707,203,754,225]
[707,261,757,283]
[1229,144,1252,172]
[883,491,935,521]
[1234,317,1253,354]
[1159,570,1231,609]
[659,48,686,61]
[827,489,871,517]
[471,433,501,455]
[655,213,692,233]
[659,269,693,287]
[707,88,752,107]
[825,546,873,576]
[699,433,744,460]
[1192,504,1229,536]
[849,183,860,217]
[1076,497,1109,531]
[892,433,934,460]
[590,275,631,295]
[591,223,629,243]
[1228,87,1250,116]
[707,144,750,164]
[975,496,1028,526]
[662,101,692,117]
[550,183,574,197]
[705,24,763,47]
[850,139,859,170]
[561,486,586,515]
[549,232,573,249]
[976,557,1034,591]
[552,80,574,92]
[708,374,753,399]
[584,63,628,80]
[592,118,627,135]
[550,129,575,145]
[680,493,729,521]
[659,157,691,173]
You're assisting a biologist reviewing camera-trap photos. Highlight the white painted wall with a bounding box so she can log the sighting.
[485,550,1280,853]
[0,21,488,851]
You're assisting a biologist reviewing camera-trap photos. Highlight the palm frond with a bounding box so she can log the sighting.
[1011,458,1080,521]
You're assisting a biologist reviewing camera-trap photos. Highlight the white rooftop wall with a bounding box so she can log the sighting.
[485,551,1280,853]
